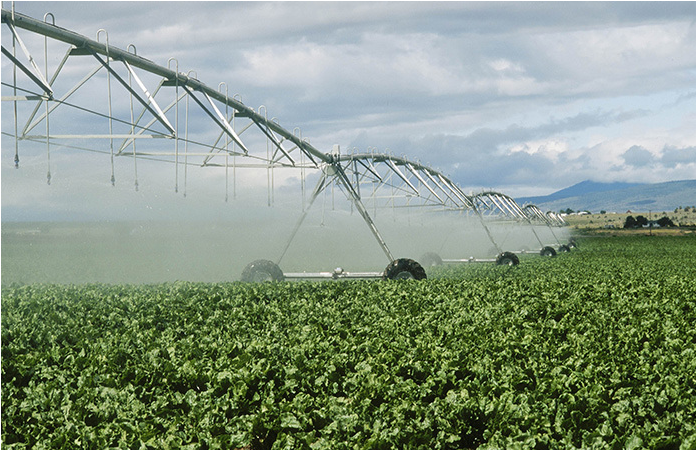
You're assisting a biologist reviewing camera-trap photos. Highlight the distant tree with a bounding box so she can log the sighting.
[635,215,648,227]
[624,216,637,228]
[560,208,574,214]
[600,210,606,215]
[657,216,675,227]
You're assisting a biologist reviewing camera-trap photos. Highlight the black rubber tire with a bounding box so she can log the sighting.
[420,252,443,267]
[241,259,284,282]
[382,258,427,280]
[558,244,571,253]
[540,246,557,257]
[496,251,520,266]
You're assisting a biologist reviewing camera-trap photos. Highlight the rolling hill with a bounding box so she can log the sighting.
[516,179,696,213]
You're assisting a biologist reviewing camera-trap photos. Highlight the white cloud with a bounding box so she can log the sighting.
[509,139,570,159]
[529,21,696,96]
[3,1,696,221]
[233,31,469,101]
[489,59,521,73]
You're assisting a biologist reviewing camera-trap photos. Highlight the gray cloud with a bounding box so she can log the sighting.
[359,109,653,177]
[661,145,696,168]
[623,145,655,168]
[3,1,696,221]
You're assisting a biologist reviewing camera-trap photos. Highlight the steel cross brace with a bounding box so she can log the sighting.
[523,205,563,246]
[3,21,53,98]
[277,161,394,266]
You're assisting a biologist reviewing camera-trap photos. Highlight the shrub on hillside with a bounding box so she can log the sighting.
[657,216,675,227]
[624,215,675,228]
[624,215,637,228]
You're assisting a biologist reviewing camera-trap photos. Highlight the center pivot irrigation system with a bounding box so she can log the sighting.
[2,6,574,281]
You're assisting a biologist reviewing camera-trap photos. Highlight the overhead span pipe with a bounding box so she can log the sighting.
[1,8,329,165]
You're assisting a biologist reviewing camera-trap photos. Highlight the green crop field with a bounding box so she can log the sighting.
[2,235,696,449]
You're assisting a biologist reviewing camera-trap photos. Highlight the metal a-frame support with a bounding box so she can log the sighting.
[484,192,546,251]
[474,207,504,255]
[277,160,394,267]
[522,205,570,251]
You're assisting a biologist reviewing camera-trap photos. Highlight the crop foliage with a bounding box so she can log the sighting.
[2,235,696,449]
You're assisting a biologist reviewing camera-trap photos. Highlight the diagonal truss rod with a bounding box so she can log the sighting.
[1,7,516,219]
[88,50,175,135]
[1,44,52,98]
[523,204,565,246]
[334,153,474,210]
[523,204,566,227]
[468,191,535,252]
[182,85,249,155]
[3,7,567,272]
[3,20,53,97]
[1,8,328,165]
[277,165,395,265]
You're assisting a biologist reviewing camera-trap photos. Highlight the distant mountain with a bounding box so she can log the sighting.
[516,179,696,213]
[516,180,644,206]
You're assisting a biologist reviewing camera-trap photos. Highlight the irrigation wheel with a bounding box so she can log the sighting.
[496,252,520,266]
[420,252,443,268]
[382,258,427,280]
[540,246,557,257]
[241,260,285,282]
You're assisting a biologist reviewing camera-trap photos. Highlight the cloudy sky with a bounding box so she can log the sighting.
[2,1,696,221]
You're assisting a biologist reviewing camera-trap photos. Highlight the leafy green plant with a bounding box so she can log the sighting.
[2,236,696,449]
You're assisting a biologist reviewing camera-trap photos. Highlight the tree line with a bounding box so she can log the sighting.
[624,215,674,229]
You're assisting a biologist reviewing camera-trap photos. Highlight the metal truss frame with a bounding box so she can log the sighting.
[2,7,570,278]
[468,192,569,255]
[2,8,323,198]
